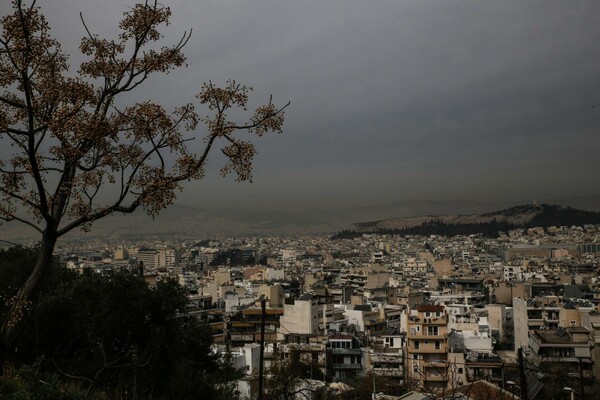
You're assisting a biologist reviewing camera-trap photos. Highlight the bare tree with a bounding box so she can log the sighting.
[0,0,288,363]
[258,357,321,400]
[409,361,516,400]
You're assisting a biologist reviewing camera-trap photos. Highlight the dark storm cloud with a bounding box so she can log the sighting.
[3,0,600,209]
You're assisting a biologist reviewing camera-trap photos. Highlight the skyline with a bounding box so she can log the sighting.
[1,0,599,212]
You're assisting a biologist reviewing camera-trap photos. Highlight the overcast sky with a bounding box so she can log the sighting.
[3,0,600,211]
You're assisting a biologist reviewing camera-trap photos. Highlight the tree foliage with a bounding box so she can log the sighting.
[0,0,287,360]
[0,0,287,232]
[0,247,236,399]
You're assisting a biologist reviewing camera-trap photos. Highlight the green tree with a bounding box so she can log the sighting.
[0,0,288,362]
[0,247,238,399]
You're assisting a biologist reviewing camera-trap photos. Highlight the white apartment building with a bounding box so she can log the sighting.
[503,265,522,281]
[279,294,334,336]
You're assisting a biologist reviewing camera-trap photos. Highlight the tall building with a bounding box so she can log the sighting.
[114,246,128,260]
[407,304,449,393]
[136,248,159,269]
[158,248,180,268]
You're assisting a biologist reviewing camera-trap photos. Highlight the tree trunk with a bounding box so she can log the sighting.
[0,231,57,368]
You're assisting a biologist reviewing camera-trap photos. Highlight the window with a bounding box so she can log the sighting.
[414,340,420,349]
[435,341,441,350]
[458,368,463,374]
[426,312,431,317]
[413,354,418,360]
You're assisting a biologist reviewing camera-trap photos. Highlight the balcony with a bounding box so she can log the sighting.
[329,348,362,356]
[424,361,447,368]
[230,334,255,342]
[538,355,591,363]
[425,373,447,382]
[409,347,447,354]
[412,317,447,325]
[410,333,446,340]
[374,368,403,377]
[545,315,559,322]
[332,363,363,370]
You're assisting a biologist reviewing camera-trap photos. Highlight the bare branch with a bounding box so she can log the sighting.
[0,95,26,109]
[0,215,42,233]
[51,359,94,385]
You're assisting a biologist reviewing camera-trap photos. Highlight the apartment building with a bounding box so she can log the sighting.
[407,304,449,392]
[513,297,560,350]
[325,334,364,380]
[528,327,593,378]
[279,294,335,336]
[158,247,180,268]
[448,330,503,384]
[514,296,595,351]
[136,248,160,269]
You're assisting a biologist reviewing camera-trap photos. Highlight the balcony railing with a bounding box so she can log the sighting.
[410,333,446,339]
[332,363,363,370]
[329,348,362,355]
[424,361,447,368]
[373,369,403,377]
[425,373,447,382]
[410,348,447,354]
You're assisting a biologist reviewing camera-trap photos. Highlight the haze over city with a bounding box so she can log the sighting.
[6,0,597,213]
[5,2,600,399]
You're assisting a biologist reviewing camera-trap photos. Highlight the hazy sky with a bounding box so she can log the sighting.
[3,1,600,211]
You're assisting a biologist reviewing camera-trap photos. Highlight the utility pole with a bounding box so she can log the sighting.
[372,368,377,400]
[578,359,585,398]
[257,298,266,400]
[500,362,505,389]
[518,347,529,400]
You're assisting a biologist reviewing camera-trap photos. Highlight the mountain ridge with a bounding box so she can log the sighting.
[333,203,600,239]
[1,194,599,242]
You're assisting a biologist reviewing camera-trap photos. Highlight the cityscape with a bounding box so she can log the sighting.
[1,1,600,400]
[14,208,599,399]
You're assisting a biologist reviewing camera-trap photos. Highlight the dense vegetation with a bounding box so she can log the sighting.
[332,204,600,239]
[527,204,600,227]
[332,219,517,239]
[0,247,238,400]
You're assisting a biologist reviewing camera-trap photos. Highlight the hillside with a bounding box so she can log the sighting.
[2,196,599,244]
[332,203,600,239]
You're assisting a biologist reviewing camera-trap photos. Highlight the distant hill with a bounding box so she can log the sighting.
[332,203,600,239]
[2,195,599,243]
